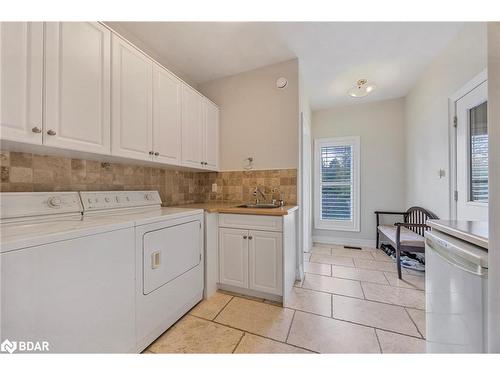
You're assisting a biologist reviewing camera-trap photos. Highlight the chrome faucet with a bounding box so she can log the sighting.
[253,186,266,204]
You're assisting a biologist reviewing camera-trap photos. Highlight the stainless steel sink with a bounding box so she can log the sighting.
[237,203,281,209]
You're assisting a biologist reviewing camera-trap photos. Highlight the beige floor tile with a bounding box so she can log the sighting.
[287,311,380,353]
[310,254,355,267]
[406,308,426,338]
[332,295,420,337]
[286,287,332,317]
[304,252,311,262]
[148,315,243,353]
[310,246,332,255]
[332,265,388,284]
[214,297,295,342]
[302,273,364,298]
[370,250,395,262]
[331,248,375,259]
[304,261,332,276]
[189,292,233,320]
[376,330,426,353]
[234,333,311,353]
[354,258,399,273]
[361,282,425,310]
[384,272,425,290]
[313,243,332,248]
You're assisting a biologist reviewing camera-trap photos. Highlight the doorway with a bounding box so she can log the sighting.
[451,72,489,221]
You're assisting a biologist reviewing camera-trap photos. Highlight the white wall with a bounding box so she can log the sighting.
[198,59,299,171]
[488,21,500,353]
[404,23,487,219]
[312,98,406,246]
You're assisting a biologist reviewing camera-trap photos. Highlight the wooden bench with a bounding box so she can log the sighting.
[374,207,439,279]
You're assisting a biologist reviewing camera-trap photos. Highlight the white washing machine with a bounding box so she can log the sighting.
[80,191,204,352]
[0,192,137,353]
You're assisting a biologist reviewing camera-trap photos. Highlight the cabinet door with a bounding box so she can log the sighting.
[248,230,283,295]
[203,98,219,170]
[0,22,43,144]
[181,84,204,168]
[219,228,248,289]
[111,35,152,161]
[152,64,181,165]
[44,22,111,154]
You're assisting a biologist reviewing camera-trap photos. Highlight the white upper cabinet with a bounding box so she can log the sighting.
[0,22,43,144]
[181,84,204,168]
[203,99,220,170]
[152,64,182,165]
[44,22,111,154]
[111,34,153,161]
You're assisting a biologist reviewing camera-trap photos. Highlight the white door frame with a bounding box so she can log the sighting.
[448,69,488,219]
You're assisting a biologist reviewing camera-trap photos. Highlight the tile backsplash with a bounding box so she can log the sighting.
[207,169,297,205]
[0,150,297,206]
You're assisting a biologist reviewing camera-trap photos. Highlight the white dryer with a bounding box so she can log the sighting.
[80,191,204,352]
[0,192,136,353]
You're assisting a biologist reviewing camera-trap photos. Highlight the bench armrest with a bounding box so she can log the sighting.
[374,211,409,216]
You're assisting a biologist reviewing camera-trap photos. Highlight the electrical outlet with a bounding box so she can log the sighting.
[212,183,217,193]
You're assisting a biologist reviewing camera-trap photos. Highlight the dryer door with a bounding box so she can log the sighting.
[143,219,201,295]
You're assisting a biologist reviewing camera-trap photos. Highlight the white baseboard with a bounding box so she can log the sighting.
[312,235,376,249]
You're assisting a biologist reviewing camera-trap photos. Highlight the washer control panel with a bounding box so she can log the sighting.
[0,192,83,220]
[80,191,162,212]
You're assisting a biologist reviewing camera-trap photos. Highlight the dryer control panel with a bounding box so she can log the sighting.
[80,191,162,212]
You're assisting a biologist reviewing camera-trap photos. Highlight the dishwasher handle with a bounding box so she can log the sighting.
[426,232,488,277]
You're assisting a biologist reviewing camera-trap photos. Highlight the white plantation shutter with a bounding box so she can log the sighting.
[469,101,488,202]
[315,137,360,232]
[320,145,353,220]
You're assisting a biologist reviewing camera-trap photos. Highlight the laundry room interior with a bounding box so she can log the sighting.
[1,1,500,372]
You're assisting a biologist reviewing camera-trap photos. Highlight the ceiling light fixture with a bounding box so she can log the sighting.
[347,79,376,98]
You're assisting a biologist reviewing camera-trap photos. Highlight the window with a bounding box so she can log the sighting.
[469,101,488,203]
[314,136,360,231]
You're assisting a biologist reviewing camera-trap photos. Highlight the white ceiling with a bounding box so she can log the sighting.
[107,22,464,109]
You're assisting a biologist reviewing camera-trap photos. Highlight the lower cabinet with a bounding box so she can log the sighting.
[219,225,283,297]
[219,228,249,289]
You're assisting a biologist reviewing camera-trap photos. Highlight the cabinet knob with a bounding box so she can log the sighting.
[31,126,42,133]
[243,235,248,239]
[154,152,159,156]
[248,236,253,240]
[47,129,56,136]
[149,151,154,155]
[200,161,204,165]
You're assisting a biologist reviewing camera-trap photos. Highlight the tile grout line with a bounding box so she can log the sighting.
[359,281,366,299]
[374,329,384,353]
[212,295,234,321]
[285,310,296,343]
[404,307,425,339]
[232,332,246,353]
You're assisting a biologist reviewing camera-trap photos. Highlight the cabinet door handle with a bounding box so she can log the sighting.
[248,236,253,240]
[200,161,204,165]
[47,129,56,136]
[154,152,159,156]
[243,235,247,239]
[31,126,42,133]
[149,151,154,155]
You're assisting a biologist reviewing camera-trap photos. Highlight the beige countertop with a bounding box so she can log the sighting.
[427,220,488,249]
[172,202,299,216]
